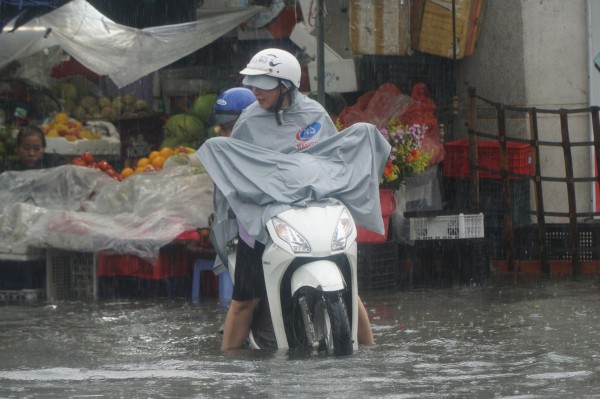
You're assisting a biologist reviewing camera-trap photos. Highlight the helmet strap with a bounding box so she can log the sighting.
[271,80,290,126]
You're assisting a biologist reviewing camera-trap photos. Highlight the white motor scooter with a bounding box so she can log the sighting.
[227,201,359,357]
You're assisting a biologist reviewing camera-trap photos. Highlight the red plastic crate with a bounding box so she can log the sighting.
[443,140,533,179]
[97,248,192,280]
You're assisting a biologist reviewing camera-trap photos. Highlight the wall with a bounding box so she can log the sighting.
[455,0,591,219]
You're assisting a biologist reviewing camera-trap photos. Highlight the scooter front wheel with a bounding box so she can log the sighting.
[323,291,353,356]
[290,289,353,358]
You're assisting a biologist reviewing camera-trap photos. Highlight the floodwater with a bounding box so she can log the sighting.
[1,279,600,399]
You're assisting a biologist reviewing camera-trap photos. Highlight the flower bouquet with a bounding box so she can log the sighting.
[378,118,432,190]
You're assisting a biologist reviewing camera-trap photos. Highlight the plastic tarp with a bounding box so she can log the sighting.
[0,0,263,88]
[0,164,214,262]
[0,0,73,33]
[197,123,391,269]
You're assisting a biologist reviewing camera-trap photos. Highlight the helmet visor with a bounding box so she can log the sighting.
[242,75,279,90]
[209,112,238,127]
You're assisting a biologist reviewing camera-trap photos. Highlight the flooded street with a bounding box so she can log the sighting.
[1,279,600,398]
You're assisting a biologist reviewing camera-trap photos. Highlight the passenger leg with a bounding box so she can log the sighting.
[221,298,260,350]
[357,296,374,345]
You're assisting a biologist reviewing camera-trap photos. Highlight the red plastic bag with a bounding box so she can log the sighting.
[338,83,413,129]
[399,83,445,165]
[337,82,445,165]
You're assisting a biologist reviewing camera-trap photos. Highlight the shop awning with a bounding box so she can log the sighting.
[0,0,262,88]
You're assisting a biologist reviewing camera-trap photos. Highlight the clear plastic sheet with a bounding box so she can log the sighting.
[391,165,444,244]
[0,164,214,261]
[0,0,263,88]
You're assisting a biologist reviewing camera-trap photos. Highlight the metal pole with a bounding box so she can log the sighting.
[317,0,325,105]
[452,0,457,62]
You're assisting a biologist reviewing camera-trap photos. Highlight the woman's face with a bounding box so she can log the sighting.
[17,134,45,168]
[220,120,236,137]
[250,85,288,110]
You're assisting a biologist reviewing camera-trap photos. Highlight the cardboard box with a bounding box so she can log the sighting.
[349,0,412,56]
[307,59,358,93]
[416,0,484,59]
[112,115,164,161]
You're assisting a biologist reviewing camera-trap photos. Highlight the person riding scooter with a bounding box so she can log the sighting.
[208,87,256,137]
[192,48,376,351]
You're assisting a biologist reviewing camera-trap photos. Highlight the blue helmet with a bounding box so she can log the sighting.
[209,87,256,126]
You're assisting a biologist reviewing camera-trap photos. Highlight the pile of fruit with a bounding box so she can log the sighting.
[41,112,102,141]
[71,151,121,181]
[160,93,220,150]
[119,146,195,179]
[70,146,194,181]
[54,80,151,121]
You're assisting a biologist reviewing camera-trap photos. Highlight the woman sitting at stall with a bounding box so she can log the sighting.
[3,125,49,171]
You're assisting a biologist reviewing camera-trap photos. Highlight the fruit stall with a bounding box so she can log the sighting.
[0,65,224,301]
[0,0,489,302]
[0,159,217,301]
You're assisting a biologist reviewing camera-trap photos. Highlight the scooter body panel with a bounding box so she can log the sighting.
[227,203,359,352]
[290,261,346,294]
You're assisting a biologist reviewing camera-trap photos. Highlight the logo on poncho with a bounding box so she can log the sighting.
[296,122,321,141]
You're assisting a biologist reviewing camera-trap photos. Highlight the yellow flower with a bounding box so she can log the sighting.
[336,117,432,190]
[379,118,432,190]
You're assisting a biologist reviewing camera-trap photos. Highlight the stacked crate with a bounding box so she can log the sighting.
[357,242,399,290]
[442,140,534,259]
[399,237,490,287]
[402,210,488,286]
[516,224,600,261]
[46,249,96,301]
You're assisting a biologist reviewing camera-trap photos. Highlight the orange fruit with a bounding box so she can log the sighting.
[120,167,134,178]
[46,129,59,138]
[159,147,174,158]
[151,155,166,169]
[53,123,68,132]
[148,150,161,160]
[54,112,69,124]
[136,157,150,168]
[135,166,146,174]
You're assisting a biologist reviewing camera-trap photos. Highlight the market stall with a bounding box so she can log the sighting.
[0,162,215,299]
[0,1,264,301]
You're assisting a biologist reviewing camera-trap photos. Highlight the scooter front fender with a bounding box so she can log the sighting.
[290,260,345,296]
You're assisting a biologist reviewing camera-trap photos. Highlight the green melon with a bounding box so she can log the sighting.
[190,93,218,124]
[54,83,78,101]
[164,114,205,143]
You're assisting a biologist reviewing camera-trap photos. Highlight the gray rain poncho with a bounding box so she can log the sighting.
[197,122,391,271]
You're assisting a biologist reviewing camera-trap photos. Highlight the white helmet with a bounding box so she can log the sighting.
[240,48,301,88]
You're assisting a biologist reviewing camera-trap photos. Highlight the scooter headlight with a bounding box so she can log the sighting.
[332,208,353,251]
[272,217,311,253]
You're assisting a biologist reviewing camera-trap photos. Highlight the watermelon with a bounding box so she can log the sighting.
[164,114,205,143]
[191,93,218,124]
